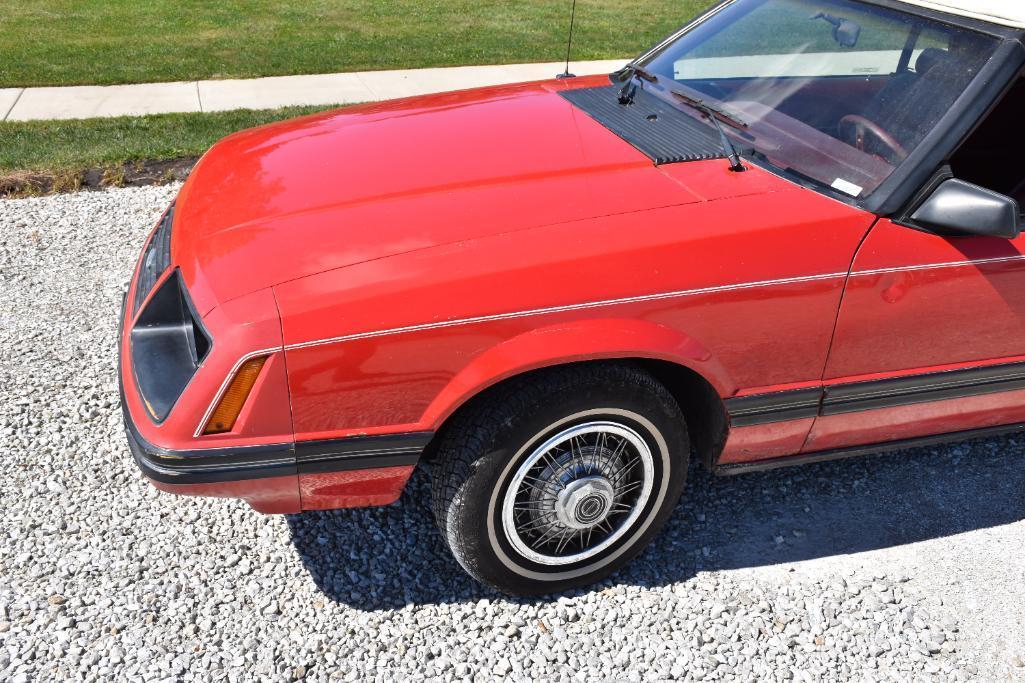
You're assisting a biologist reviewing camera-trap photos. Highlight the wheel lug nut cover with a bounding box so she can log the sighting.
[555,476,615,530]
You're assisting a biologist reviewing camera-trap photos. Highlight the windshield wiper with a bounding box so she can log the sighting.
[670,89,748,130]
[616,63,659,105]
[670,90,748,172]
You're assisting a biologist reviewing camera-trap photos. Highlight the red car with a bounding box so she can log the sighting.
[121,0,1025,594]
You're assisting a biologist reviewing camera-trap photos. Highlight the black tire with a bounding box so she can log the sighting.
[430,363,689,595]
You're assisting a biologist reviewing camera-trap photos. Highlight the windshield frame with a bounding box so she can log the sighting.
[632,0,1025,215]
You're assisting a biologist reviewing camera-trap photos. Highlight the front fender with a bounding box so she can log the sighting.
[420,317,732,429]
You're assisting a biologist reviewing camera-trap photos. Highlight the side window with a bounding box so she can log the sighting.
[674,0,912,79]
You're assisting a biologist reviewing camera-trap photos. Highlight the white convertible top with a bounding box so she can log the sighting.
[894,1,1025,29]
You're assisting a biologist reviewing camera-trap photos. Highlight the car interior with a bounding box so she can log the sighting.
[681,54,1024,207]
[650,0,1020,199]
[854,47,966,156]
[947,72,1025,213]
[683,44,992,161]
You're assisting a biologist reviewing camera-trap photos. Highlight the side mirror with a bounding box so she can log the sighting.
[833,20,861,48]
[811,12,861,48]
[910,179,1021,239]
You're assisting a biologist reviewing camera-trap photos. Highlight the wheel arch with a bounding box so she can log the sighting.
[420,319,730,470]
[635,358,729,471]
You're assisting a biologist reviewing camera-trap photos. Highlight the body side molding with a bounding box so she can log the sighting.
[821,360,1025,415]
[725,359,1025,425]
[723,388,822,427]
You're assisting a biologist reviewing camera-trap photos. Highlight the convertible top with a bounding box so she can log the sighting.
[894,0,1025,29]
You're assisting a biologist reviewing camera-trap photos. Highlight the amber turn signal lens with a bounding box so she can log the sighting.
[202,356,268,435]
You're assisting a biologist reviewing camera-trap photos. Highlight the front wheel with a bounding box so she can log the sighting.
[431,364,689,595]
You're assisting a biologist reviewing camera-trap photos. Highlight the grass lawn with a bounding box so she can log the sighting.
[0,0,711,88]
[0,105,337,193]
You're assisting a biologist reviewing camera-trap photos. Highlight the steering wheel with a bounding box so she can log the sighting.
[838,114,907,164]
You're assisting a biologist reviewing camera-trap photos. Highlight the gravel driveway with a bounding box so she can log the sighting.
[2,186,1024,682]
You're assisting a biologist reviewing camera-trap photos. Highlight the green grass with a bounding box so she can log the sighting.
[0,0,710,88]
[0,105,336,175]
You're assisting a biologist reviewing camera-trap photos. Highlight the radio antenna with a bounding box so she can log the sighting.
[556,0,578,79]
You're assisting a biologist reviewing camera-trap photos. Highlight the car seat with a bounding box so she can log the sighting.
[859,48,954,150]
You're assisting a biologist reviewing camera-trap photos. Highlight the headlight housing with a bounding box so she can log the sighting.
[130,270,211,422]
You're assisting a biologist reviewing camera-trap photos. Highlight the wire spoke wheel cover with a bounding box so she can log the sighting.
[433,365,688,593]
[501,421,655,566]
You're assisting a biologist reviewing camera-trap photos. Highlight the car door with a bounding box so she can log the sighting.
[805,216,1025,453]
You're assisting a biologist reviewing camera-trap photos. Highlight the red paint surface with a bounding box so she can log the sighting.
[174,78,624,315]
[275,182,872,439]
[807,218,1025,451]
[147,475,301,514]
[804,388,1025,454]
[121,279,293,453]
[298,466,415,510]
[719,419,817,465]
[828,219,1025,378]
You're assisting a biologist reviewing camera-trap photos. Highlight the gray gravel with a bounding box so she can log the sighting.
[2,185,1025,682]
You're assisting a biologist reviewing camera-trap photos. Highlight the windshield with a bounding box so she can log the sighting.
[640,0,1002,198]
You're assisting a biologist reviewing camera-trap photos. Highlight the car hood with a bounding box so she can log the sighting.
[173,76,791,314]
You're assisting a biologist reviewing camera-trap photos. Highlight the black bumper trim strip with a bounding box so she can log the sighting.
[124,413,433,485]
[296,451,422,475]
[121,371,433,484]
[123,407,298,485]
[294,432,434,475]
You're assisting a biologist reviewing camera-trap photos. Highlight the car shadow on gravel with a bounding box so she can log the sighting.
[286,432,1025,610]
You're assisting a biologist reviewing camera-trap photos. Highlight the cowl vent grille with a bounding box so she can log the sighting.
[560,85,724,165]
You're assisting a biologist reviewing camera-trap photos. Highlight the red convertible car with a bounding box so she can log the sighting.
[121,0,1025,594]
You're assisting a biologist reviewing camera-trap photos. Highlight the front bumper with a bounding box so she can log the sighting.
[120,302,431,511]
[119,221,433,512]
[118,279,303,512]
[121,350,433,512]
[121,374,429,484]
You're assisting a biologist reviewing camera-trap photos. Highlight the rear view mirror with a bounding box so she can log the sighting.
[811,12,861,48]
[910,179,1021,239]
